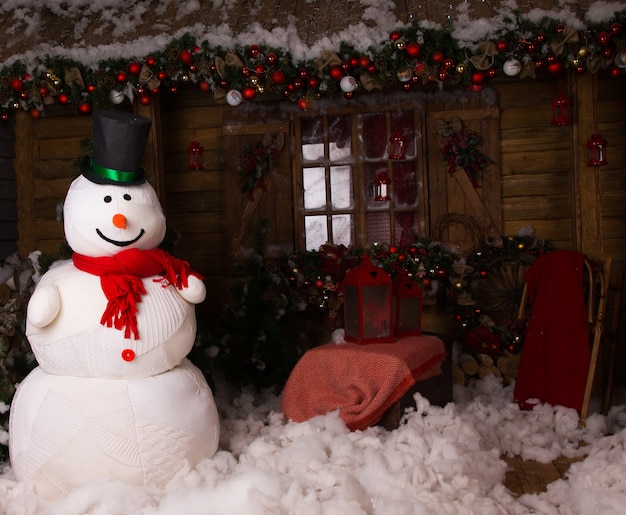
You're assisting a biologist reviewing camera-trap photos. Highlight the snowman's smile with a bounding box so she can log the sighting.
[96,228,145,247]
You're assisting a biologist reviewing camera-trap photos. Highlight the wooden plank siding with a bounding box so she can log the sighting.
[0,117,18,259]
[8,73,626,381]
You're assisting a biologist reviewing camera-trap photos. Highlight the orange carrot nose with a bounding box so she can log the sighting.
[112,213,127,229]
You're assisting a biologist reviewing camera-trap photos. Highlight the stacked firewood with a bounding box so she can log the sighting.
[453,349,521,386]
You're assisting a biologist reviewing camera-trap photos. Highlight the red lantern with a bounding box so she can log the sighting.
[343,255,395,344]
[374,172,391,201]
[587,133,608,166]
[188,141,205,170]
[393,269,423,337]
[388,131,405,159]
[551,91,571,126]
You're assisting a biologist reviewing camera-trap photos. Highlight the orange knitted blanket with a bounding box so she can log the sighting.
[280,335,445,431]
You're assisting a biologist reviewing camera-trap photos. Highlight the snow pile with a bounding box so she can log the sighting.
[2,376,626,514]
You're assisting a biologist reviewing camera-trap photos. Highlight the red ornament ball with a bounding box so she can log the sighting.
[487,67,498,78]
[495,40,508,53]
[78,102,92,115]
[199,80,211,92]
[297,97,311,111]
[30,108,41,119]
[156,70,167,81]
[389,245,398,254]
[57,93,69,105]
[329,65,344,81]
[179,49,193,64]
[248,45,261,58]
[437,69,448,81]
[116,71,128,83]
[610,22,623,36]
[271,70,286,85]
[547,61,564,75]
[128,61,142,75]
[39,86,49,97]
[597,31,612,47]
[308,77,319,89]
[266,52,278,64]
[10,77,24,92]
[610,66,624,78]
[405,42,422,59]
[479,270,488,278]
[470,71,486,85]
[602,47,614,59]
[241,86,257,101]
[389,31,401,41]
[314,279,324,289]
[146,56,156,67]
[358,55,371,68]
[431,50,445,64]
[86,84,96,93]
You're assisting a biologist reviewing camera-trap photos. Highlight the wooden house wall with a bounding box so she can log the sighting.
[0,117,17,260]
[10,74,626,381]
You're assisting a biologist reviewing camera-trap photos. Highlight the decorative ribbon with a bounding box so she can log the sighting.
[313,50,341,78]
[214,52,244,78]
[469,42,496,70]
[550,26,579,55]
[64,67,84,89]
[435,116,463,138]
[139,64,161,90]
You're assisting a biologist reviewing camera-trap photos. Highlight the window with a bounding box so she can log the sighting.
[292,104,426,251]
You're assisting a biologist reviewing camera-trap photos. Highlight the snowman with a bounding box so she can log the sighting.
[9,110,220,498]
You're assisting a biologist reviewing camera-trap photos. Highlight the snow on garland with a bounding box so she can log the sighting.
[0,7,624,119]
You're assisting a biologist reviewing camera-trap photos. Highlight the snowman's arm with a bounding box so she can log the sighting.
[27,285,61,328]
[177,274,206,304]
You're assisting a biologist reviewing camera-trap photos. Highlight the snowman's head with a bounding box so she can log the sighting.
[64,175,166,256]
[64,109,166,256]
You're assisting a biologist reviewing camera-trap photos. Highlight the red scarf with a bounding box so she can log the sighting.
[73,248,203,340]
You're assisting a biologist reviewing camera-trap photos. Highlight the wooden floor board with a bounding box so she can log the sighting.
[502,454,585,496]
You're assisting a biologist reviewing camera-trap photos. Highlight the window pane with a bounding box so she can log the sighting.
[301,116,325,162]
[303,167,326,210]
[364,163,389,208]
[328,115,351,161]
[332,214,353,247]
[330,166,352,209]
[366,212,391,243]
[305,215,328,251]
[362,113,387,159]
[393,162,418,208]
[391,110,416,158]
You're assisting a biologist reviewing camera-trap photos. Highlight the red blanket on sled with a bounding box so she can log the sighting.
[514,250,590,412]
[280,335,445,431]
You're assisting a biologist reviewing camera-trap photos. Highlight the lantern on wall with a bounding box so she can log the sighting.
[393,269,423,337]
[343,255,395,344]
[551,91,571,126]
[388,131,406,160]
[187,140,205,170]
[586,133,608,166]
[374,171,391,201]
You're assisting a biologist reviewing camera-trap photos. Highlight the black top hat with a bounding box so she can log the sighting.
[80,109,152,185]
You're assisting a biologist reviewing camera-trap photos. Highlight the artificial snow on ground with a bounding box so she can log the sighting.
[2,372,626,515]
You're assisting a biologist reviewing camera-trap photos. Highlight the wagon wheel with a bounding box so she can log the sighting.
[472,253,537,325]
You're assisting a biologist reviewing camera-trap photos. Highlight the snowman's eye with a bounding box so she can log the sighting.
[123,194,131,201]
[104,196,112,203]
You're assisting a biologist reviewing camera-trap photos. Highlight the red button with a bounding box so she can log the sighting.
[121,349,135,362]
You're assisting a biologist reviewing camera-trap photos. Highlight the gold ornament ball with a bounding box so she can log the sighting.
[456,63,466,74]
[395,39,406,51]
[578,46,589,58]
[249,75,259,86]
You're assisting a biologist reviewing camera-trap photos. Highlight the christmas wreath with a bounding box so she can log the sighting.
[441,128,493,188]
[447,233,552,356]
[238,141,278,193]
